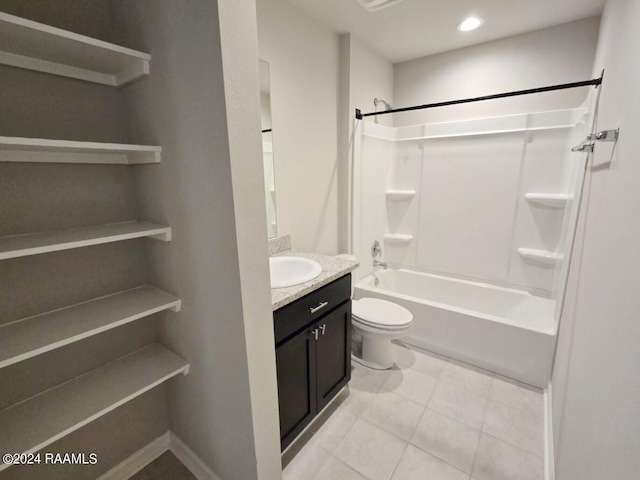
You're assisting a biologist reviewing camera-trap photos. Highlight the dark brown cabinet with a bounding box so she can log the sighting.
[274,275,352,450]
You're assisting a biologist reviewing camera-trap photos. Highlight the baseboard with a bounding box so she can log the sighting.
[169,432,221,480]
[97,431,220,480]
[544,382,555,480]
[97,432,171,480]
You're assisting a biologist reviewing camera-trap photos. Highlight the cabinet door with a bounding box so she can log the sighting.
[276,327,317,450]
[315,302,352,411]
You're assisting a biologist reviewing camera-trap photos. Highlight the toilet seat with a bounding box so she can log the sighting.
[352,298,412,330]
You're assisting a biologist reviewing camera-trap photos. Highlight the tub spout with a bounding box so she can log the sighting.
[373,260,388,270]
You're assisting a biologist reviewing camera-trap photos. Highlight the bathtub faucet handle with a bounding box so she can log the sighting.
[371,240,382,259]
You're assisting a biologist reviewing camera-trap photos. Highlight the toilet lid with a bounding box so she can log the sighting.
[352,298,413,328]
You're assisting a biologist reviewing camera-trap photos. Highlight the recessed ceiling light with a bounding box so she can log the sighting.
[355,0,404,12]
[457,17,484,32]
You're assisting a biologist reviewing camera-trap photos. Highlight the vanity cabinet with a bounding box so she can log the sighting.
[274,275,352,450]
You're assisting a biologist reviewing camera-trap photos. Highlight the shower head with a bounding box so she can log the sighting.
[374,98,392,111]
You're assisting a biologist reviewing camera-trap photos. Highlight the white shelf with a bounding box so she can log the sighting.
[0,344,188,468]
[0,136,161,164]
[0,12,150,87]
[525,193,573,208]
[518,248,564,264]
[0,286,181,369]
[384,234,414,244]
[385,190,416,201]
[0,221,172,261]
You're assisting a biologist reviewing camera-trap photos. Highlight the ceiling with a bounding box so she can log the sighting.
[286,0,606,63]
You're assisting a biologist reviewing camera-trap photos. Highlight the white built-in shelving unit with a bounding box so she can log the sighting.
[0,344,189,471]
[0,13,189,466]
[525,193,573,208]
[0,137,161,164]
[0,12,150,87]
[0,221,172,260]
[0,286,181,369]
[385,189,416,201]
[518,248,564,264]
[384,233,414,244]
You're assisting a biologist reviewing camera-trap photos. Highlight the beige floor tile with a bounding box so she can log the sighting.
[361,389,425,440]
[313,456,368,480]
[395,343,449,378]
[390,445,469,480]
[334,418,407,480]
[472,434,543,480]
[351,361,394,387]
[429,381,487,429]
[490,375,543,419]
[382,366,438,405]
[283,440,331,480]
[312,406,359,452]
[336,376,381,417]
[482,401,543,456]
[411,408,480,473]
[441,361,494,397]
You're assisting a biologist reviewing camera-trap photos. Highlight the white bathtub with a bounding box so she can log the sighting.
[354,268,557,387]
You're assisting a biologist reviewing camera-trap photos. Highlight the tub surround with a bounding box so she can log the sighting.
[270,250,358,310]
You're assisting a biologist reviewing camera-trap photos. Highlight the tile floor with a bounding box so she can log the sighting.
[128,451,197,480]
[282,342,544,480]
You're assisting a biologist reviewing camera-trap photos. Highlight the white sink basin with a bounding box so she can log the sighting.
[269,256,322,288]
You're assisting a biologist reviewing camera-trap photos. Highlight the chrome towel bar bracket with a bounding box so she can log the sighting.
[572,128,619,153]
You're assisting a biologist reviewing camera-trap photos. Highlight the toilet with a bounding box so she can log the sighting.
[351,297,413,370]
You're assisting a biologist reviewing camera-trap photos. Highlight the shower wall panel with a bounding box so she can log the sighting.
[415,133,524,282]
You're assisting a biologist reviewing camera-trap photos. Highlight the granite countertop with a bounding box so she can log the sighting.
[271,251,359,310]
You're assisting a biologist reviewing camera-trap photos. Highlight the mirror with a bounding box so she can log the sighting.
[260,60,277,237]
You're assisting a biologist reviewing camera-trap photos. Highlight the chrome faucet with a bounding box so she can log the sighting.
[371,240,387,270]
[373,259,388,270]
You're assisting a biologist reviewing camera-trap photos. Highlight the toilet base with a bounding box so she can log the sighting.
[355,336,395,370]
[352,353,394,370]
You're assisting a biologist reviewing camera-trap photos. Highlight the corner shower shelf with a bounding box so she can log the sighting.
[0,12,150,87]
[385,190,416,201]
[525,193,573,208]
[0,221,172,261]
[0,286,181,370]
[518,248,564,264]
[384,234,414,244]
[0,344,189,470]
[0,137,162,164]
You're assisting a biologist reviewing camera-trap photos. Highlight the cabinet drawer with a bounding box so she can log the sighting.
[274,274,351,345]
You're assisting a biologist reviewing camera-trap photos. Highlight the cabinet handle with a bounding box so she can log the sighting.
[311,328,319,341]
[310,301,328,314]
[319,324,326,336]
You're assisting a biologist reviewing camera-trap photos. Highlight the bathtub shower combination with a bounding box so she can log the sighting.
[352,97,596,387]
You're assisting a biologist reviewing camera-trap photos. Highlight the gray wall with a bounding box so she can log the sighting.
[393,17,600,127]
[257,0,341,255]
[0,2,169,478]
[109,1,281,479]
[552,1,640,478]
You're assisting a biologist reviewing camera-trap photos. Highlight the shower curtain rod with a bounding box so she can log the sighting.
[354,71,604,120]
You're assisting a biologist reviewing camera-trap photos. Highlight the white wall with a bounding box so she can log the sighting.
[257,0,340,254]
[552,1,640,478]
[348,36,394,129]
[340,34,394,254]
[393,17,600,127]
